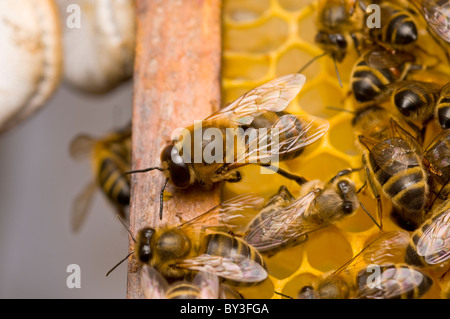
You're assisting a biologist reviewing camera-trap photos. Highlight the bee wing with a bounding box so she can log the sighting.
[421,0,450,43]
[177,193,264,233]
[177,254,267,283]
[69,134,95,160]
[231,113,329,166]
[205,74,306,125]
[71,180,98,232]
[424,130,450,175]
[417,209,450,265]
[364,49,414,69]
[360,135,420,176]
[332,231,410,278]
[356,266,430,299]
[140,265,169,299]
[244,190,320,252]
[192,272,220,299]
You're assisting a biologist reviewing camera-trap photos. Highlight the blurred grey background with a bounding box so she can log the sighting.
[0,82,132,298]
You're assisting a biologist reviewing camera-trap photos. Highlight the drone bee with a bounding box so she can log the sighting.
[128,74,329,219]
[140,266,242,299]
[405,199,450,268]
[350,48,422,107]
[69,123,131,232]
[423,129,450,199]
[108,194,267,286]
[357,117,429,230]
[296,231,433,299]
[243,169,366,255]
[437,82,450,129]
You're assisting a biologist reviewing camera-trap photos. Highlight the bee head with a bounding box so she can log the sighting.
[315,31,347,62]
[161,144,191,188]
[136,227,155,263]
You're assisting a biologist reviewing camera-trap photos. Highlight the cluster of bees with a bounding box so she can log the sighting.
[70,0,449,299]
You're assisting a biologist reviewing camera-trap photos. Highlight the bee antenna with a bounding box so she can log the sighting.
[125,167,164,175]
[274,291,293,299]
[326,106,355,114]
[333,56,343,88]
[117,215,136,243]
[298,52,327,74]
[160,178,169,220]
[106,251,134,277]
[359,200,382,230]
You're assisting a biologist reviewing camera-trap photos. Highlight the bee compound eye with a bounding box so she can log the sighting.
[161,145,191,188]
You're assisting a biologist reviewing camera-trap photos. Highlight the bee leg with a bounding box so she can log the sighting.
[328,167,363,183]
[260,164,308,185]
[222,170,242,183]
[350,33,361,56]
[159,178,169,220]
[365,165,383,231]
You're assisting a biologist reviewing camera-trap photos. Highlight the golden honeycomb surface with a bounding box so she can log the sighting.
[221,0,448,299]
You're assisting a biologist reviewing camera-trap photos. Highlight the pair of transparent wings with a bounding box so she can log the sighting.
[329,231,430,299]
[359,118,424,176]
[140,265,221,299]
[416,205,450,265]
[170,194,268,284]
[244,190,325,252]
[189,74,329,166]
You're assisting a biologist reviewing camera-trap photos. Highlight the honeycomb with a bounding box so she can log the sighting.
[221,0,448,299]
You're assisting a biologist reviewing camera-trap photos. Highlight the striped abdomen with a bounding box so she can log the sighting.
[356,264,433,299]
[97,156,131,208]
[373,5,418,48]
[351,58,400,104]
[367,142,427,212]
[438,82,450,129]
[203,233,266,285]
[166,283,201,299]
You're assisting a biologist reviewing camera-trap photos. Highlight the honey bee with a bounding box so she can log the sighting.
[357,117,429,230]
[69,123,131,232]
[296,231,433,299]
[243,169,365,255]
[392,80,450,132]
[350,48,421,107]
[405,199,450,267]
[368,2,419,51]
[128,74,329,219]
[140,265,242,299]
[315,0,365,63]
[108,194,267,286]
[423,129,450,199]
